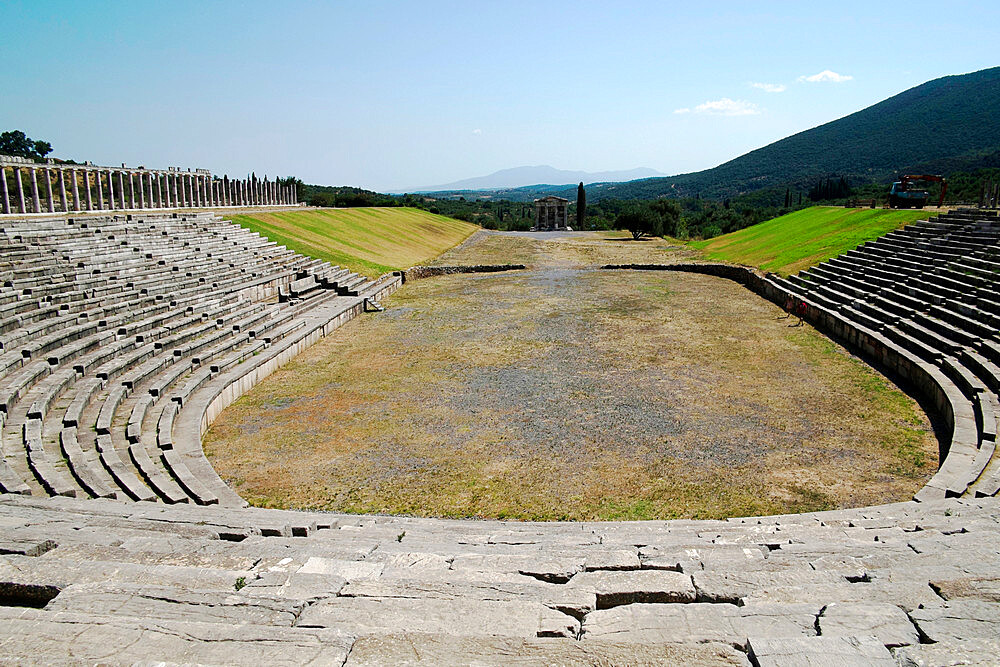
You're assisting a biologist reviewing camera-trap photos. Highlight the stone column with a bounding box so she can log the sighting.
[95,170,104,210]
[126,173,134,209]
[107,169,116,210]
[43,168,54,212]
[16,168,26,213]
[84,170,93,210]
[181,174,188,207]
[58,169,68,211]
[30,168,41,213]
[0,167,9,215]
[170,172,178,208]
[156,173,163,208]
[141,173,149,209]
[292,182,297,205]
[71,169,80,211]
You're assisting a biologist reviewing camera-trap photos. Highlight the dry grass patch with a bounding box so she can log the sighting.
[206,233,937,520]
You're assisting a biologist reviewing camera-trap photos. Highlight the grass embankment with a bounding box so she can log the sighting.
[691,206,933,276]
[227,207,478,277]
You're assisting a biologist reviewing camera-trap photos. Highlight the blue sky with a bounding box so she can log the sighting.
[2,1,997,191]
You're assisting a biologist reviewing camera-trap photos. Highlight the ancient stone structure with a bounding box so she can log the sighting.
[533,195,570,231]
[0,156,297,215]
[0,209,998,663]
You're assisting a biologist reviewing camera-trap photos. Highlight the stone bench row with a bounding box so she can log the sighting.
[0,214,350,500]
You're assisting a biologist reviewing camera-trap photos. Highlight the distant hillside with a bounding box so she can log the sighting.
[227,208,478,277]
[691,206,932,275]
[403,165,662,194]
[460,67,1000,203]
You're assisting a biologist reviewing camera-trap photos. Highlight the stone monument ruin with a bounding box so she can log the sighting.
[533,195,572,231]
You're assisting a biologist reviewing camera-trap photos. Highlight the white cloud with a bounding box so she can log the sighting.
[472,128,482,135]
[798,70,853,83]
[692,98,760,116]
[750,82,786,93]
[673,107,691,114]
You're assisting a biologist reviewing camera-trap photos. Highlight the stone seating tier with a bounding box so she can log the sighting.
[784,209,1000,502]
[0,213,396,504]
[1,210,996,662]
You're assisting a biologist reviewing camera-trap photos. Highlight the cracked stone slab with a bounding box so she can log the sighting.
[818,602,918,647]
[343,633,751,666]
[41,542,260,570]
[339,577,596,620]
[930,576,1000,602]
[693,570,848,603]
[640,545,768,572]
[241,571,347,600]
[372,551,453,577]
[747,635,894,666]
[909,600,1000,642]
[0,538,57,557]
[297,556,384,581]
[46,582,305,626]
[0,606,352,666]
[892,638,1000,666]
[297,596,579,638]
[581,602,816,649]
[583,550,640,571]
[449,553,585,583]
[0,555,251,592]
[740,580,945,612]
[569,570,695,608]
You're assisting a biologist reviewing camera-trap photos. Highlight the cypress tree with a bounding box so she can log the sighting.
[576,182,586,229]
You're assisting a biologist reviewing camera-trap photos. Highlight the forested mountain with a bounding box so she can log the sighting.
[419,67,1000,203]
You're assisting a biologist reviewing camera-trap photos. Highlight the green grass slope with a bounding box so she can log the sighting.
[690,206,932,276]
[227,207,478,277]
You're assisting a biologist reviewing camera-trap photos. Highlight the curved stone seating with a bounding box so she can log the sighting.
[773,210,1000,501]
[0,209,999,661]
[0,212,392,504]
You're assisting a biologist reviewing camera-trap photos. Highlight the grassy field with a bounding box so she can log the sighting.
[226,207,478,277]
[691,206,933,276]
[206,232,938,521]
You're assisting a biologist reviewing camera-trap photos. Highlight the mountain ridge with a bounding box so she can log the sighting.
[396,165,663,193]
[410,66,1000,203]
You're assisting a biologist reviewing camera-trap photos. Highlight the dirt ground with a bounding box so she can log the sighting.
[205,232,939,520]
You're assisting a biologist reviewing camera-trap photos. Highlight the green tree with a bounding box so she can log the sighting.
[649,198,682,237]
[0,130,53,158]
[617,204,662,240]
[576,182,586,228]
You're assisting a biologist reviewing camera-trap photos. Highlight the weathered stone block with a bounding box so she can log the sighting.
[818,602,918,647]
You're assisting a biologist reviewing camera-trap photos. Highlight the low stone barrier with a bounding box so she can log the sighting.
[404,264,525,281]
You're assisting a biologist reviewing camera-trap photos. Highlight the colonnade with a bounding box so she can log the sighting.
[0,160,297,215]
